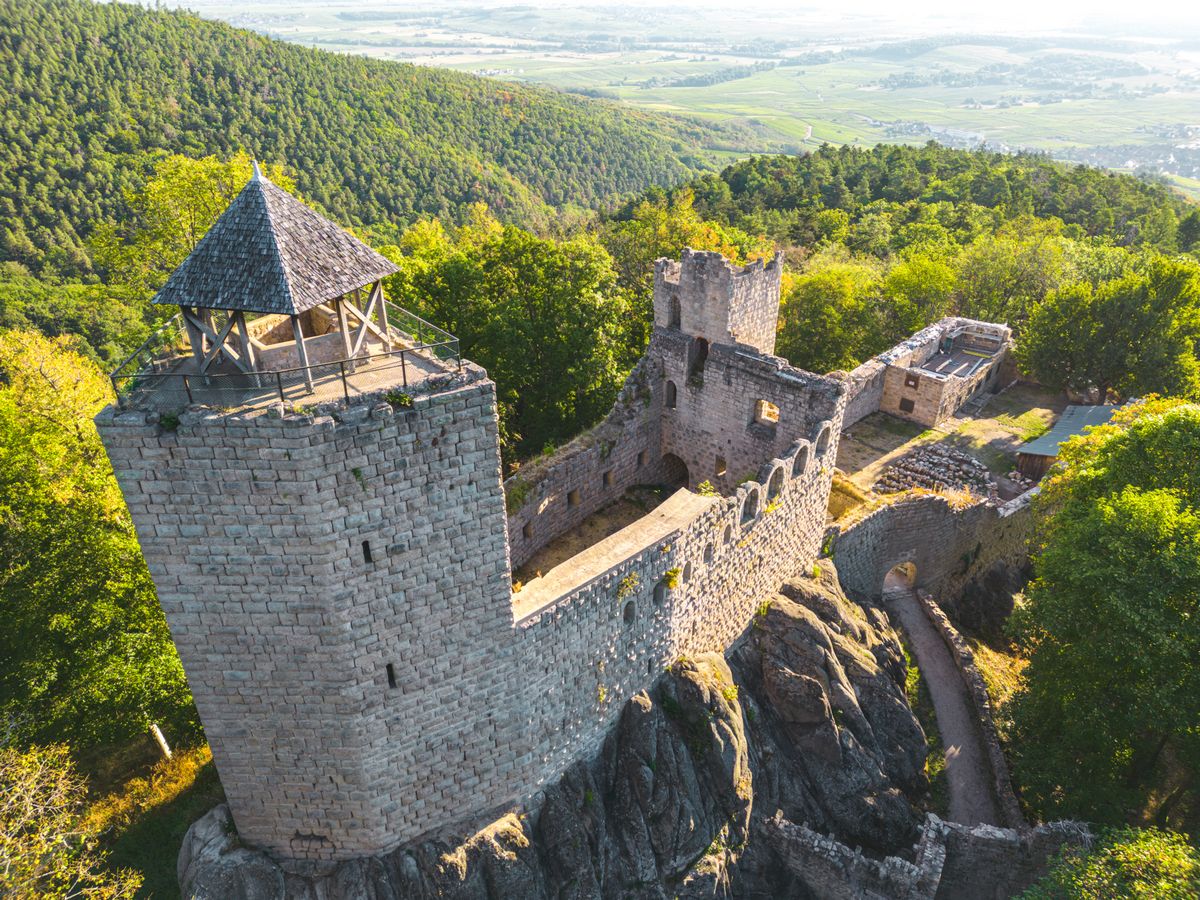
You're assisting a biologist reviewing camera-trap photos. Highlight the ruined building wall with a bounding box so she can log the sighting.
[829,490,1035,608]
[97,376,526,862]
[658,329,840,492]
[842,318,1012,429]
[505,354,669,571]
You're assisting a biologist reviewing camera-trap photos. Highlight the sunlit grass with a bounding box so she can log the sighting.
[87,745,225,899]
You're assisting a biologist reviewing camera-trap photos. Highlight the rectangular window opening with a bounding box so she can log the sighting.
[637,451,647,468]
[568,489,580,508]
[753,399,780,426]
[904,372,919,389]
[386,663,397,689]
[715,455,727,476]
[602,470,613,488]
[362,540,373,563]
[899,397,916,414]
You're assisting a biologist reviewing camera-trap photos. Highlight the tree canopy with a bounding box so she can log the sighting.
[1008,400,1200,830]
[0,0,723,278]
[0,331,197,753]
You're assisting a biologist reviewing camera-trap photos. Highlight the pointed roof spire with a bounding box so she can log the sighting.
[251,158,263,181]
[153,168,398,315]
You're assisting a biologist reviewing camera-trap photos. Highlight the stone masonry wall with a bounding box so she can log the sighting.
[513,404,842,794]
[504,354,667,570]
[98,374,526,862]
[830,489,1035,608]
[659,329,842,493]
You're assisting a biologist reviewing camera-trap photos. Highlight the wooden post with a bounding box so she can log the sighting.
[182,306,207,374]
[334,296,356,374]
[374,281,392,351]
[234,311,260,386]
[291,314,314,392]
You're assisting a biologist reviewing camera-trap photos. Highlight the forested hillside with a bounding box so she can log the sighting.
[0,0,725,276]
[675,144,1197,250]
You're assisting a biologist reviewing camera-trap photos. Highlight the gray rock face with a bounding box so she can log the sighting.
[178,563,930,899]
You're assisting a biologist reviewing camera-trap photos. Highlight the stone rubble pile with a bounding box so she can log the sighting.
[1007,469,1038,491]
[873,445,992,495]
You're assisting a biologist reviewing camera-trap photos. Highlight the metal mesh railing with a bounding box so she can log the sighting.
[110,303,461,410]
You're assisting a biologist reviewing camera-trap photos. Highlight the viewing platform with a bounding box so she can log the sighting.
[110,301,460,412]
[109,160,462,413]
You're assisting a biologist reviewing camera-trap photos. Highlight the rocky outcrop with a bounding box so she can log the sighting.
[178,562,1075,899]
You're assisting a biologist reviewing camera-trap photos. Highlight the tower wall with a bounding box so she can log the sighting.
[654,249,782,355]
[97,377,521,861]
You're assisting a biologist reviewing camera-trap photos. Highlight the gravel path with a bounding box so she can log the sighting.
[884,580,1000,826]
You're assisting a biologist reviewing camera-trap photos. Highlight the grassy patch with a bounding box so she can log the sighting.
[89,745,226,899]
[967,637,1028,738]
[995,411,1051,443]
[903,640,950,817]
[827,472,869,520]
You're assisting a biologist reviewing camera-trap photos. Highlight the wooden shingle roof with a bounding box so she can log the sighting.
[153,164,398,315]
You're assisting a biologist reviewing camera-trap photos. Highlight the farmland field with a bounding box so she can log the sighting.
[163,0,1200,195]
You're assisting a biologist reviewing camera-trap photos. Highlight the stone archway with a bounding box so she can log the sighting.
[660,452,689,490]
[884,561,917,592]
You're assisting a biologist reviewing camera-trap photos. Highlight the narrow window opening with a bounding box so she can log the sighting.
[793,446,810,478]
[715,455,727,477]
[648,658,656,675]
[362,540,373,563]
[753,399,780,426]
[665,380,678,409]
[687,337,710,380]
[386,663,397,689]
[767,467,784,500]
[654,581,667,605]
[603,470,613,488]
[522,521,533,540]
[683,562,693,583]
[623,600,636,625]
[668,295,682,329]
[899,397,916,414]
[815,424,833,456]
[741,490,759,524]
[637,450,647,468]
[723,524,733,544]
[704,543,714,563]
[568,489,580,508]
[904,372,919,389]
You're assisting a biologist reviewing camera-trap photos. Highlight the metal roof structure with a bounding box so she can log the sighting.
[152,163,398,315]
[1019,404,1119,458]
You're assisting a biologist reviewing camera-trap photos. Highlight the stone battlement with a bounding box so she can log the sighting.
[653,249,783,355]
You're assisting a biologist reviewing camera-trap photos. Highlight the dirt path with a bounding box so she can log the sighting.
[884,580,1000,826]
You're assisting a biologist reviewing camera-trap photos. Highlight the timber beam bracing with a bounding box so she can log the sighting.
[340,281,392,358]
[181,306,254,376]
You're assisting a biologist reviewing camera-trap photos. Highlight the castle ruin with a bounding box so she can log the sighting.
[96,174,1017,866]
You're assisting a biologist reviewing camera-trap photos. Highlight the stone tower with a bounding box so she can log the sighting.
[96,171,520,862]
[653,248,782,355]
